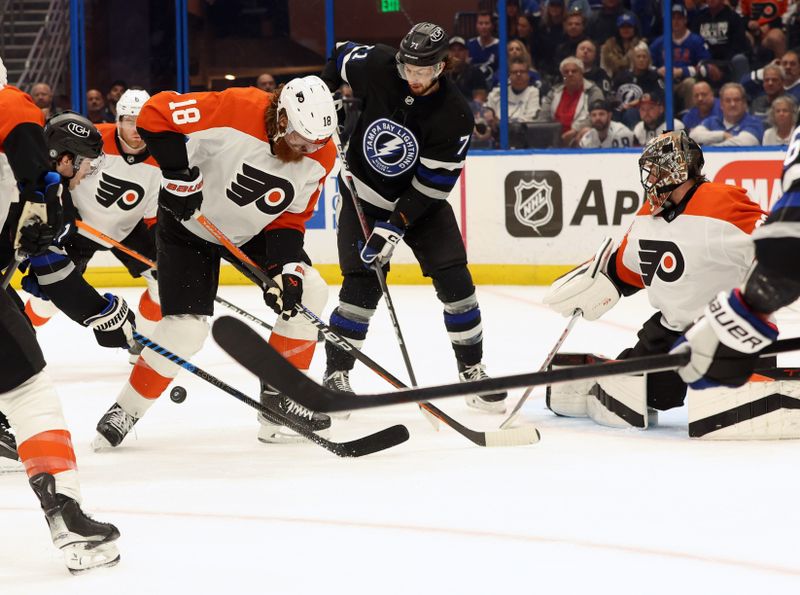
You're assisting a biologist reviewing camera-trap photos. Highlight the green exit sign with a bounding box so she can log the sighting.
[380,0,401,12]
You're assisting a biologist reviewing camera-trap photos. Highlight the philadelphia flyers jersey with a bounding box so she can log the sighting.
[613,182,767,331]
[136,87,335,246]
[70,124,160,247]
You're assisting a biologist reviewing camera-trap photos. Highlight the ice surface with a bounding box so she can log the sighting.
[3,285,800,594]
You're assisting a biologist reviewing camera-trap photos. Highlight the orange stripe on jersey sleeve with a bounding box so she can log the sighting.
[614,233,645,289]
[682,182,767,234]
[0,86,45,148]
[18,429,78,477]
[97,123,118,154]
[137,88,270,142]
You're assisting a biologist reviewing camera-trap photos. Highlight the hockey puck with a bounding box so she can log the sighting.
[169,386,187,403]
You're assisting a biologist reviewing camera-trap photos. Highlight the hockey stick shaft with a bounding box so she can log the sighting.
[0,255,21,290]
[499,309,581,429]
[75,219,276,332]
[131,330,408,457]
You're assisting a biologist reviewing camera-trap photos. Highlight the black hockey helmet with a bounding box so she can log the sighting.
[396,22,449,67]
[44,111,103,161]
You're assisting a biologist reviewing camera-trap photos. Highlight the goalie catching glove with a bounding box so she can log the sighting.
[543,237,620,321]
[672,289,778,389]
[83,293,136,349]
[264,262,304,320]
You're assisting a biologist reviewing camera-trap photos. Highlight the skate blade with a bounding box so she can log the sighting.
[91,434,113,452]
[329,411,351,421]
[465,395,507,414]
[257,425,331,444]
[64,541,121,575]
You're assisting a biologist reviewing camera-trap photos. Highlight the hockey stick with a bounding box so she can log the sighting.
[0,256,21,290]
[332,130,438,430]
[74,220,278,333]
[499,309,581,429]
[212,315,800,414]
[197,214,539,447]
[131,330,408,457]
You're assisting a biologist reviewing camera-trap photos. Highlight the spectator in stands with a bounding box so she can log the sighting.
[487,57,541,124]
[105,80,126,121]
[538,56,604,146]
[29,82,55,118]
[534,0,567,77]
[448,36,487,101]
[633,89,684,146]
[750,63,785,121]
[690,82,764,146]
[650,4,711,111]
[338,84,361,146]
[256,72,277,92]
[507,39,546,92]
[468,10,500,88]
[780,51,800,101]
[747,25,787,75]
[86,88,113,123]
[579,99,635,147]
[587,0,635,45]
[612,44,664,128]
[554,8,590,76]
[741,0,787,35]
[577,39,612,97]
[471,105,497,149]
[516,14,537,64]
[600,14,641,79]
[506,0,522,39]
[682,81,722,131]
[693,0,749,84]
[762,95,798,145]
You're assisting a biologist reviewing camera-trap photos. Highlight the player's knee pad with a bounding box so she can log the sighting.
[688,368,800,439]
[0,371,67,444]
[588,374,650,429]
[273,264,328,342]
[141,314,209,377]
[432,265,475,304]
[545,353,607,417]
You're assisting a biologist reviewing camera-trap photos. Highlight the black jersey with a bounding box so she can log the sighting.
[322,42,473,227]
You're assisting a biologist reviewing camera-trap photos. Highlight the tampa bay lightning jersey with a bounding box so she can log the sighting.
[322,43,474,213]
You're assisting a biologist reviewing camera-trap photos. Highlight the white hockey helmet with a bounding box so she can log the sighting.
[276,75,336,142]
[116,89,150,118]
[0,56,7,90]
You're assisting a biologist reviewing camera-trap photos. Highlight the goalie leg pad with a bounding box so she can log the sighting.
[588,374,649,429]
[545,353,607,417]
[689,369,800,439]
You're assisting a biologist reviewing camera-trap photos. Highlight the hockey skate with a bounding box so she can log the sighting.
[30,473,120,574]
[459,362,508,413]
[258,384,331,443]
[323,370,354,420]
[92,403,139,450]
[0,415,22,473]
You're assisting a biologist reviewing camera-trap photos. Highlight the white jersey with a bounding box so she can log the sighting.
[0,152,17,231]
[633,117,684,146]
[71,124,160,247]
[579,121,635,148]
[137,88,335,246]
[614,182,766,331]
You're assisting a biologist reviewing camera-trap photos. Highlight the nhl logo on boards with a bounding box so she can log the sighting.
[504,171,563,237]
[67,122,90,138]
[362,118,419,177]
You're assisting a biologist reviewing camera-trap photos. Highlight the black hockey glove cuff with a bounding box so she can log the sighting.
[159,167,204,221]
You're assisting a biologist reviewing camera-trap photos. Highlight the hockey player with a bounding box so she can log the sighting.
[24,89,162,362]
[93,76,336,448]
[320,22,508,412]
[0,59,120,573]
[543,130,767,428]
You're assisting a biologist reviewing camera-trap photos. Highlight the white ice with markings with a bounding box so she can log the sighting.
[2,284,800,594]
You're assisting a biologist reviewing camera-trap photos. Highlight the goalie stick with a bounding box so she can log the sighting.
[132,330,409,457]
[195,212,539,448]
[212,315,800,414]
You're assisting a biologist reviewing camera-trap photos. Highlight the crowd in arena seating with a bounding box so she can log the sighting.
[448,0,800,149]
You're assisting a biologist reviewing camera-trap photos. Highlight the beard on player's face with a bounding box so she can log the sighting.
[272,136,304,162]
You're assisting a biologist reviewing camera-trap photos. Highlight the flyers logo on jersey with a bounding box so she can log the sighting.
[96,173,146,211]
[226,163,295,215]
[638,239,684,285]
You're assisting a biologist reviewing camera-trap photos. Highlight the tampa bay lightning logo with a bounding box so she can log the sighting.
[362,118,419,177]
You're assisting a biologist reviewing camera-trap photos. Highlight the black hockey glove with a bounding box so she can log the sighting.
[671,289,778,389]
[159,166,204,221]
[15,172,63,257]
[83,293,136,349]
[360,221,404,268]
[264,262,304,321]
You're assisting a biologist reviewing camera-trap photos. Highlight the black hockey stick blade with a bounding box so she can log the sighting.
[213,316,800,413]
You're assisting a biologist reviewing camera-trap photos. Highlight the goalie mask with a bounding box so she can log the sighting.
[638,130,704,214]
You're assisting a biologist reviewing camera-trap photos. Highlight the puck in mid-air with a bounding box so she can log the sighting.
[170,386,187,403]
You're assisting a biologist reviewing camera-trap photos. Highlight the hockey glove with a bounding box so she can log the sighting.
[159,167,204,221]
[672,289,778,389]
[83,293,136,349]
[264,262,304,321]
[15,172,63,257]
[543,237,620,321]
[360,221,404,268]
